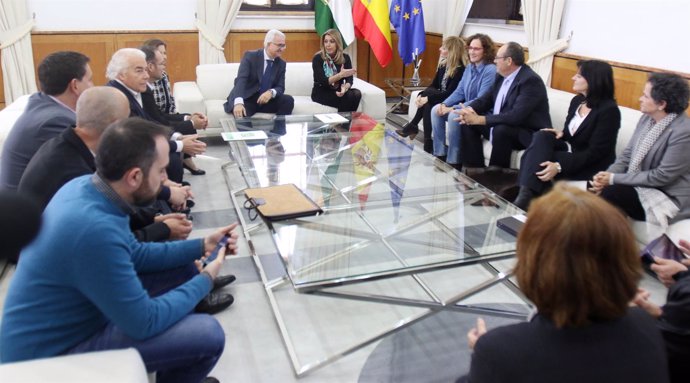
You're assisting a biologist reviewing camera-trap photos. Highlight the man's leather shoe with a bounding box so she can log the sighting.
[213,274,236,291]
[195,292,234,314]
[202,377,220,383]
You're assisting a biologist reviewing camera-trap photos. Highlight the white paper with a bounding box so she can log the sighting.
[315,113,349,123]
[221,131,268,141]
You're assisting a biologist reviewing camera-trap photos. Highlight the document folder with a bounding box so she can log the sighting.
[244,184,323,222]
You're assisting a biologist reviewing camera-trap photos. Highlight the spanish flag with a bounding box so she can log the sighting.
[353,0,392,67]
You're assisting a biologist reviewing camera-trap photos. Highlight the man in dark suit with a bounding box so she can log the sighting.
[0,51,93,191]
[17,87,190,243]
[141,45,209,175]
[458,42,551,170]
[223,29,294,118]
[105,48,206,183]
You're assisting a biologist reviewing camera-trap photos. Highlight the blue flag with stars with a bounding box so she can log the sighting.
[389,0,426,65]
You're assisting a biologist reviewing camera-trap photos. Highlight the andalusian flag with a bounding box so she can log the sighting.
[315,0,355,47]
[353,0,392,67]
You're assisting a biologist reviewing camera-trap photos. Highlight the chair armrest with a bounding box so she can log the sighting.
[173,81,205,115]
[353,78,386,121]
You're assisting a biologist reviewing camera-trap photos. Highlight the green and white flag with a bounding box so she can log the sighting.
[315,0,355,47]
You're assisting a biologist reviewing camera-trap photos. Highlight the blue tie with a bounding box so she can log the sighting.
[260,60,273,94]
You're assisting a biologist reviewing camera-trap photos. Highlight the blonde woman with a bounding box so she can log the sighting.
[397,36,466,153]
[311,29,361,112]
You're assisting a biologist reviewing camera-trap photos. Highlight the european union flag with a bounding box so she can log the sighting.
[389,0,426,65]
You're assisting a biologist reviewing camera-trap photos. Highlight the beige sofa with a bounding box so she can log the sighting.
[407,87,690,244]
[173,62,387,135]
[407,87,642,168]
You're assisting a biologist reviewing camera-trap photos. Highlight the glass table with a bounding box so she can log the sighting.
[220,113,530,376]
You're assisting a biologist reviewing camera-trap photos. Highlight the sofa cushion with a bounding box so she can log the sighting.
[203,100,231,132]
[197,63,239,101]
[292,96,337,115]
[285,62,315,96]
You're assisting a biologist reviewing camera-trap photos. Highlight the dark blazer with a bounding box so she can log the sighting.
[0,92,76,191]
[607,114,690,222]
[18,127,94,210]
[107,80,194,135]
[142,87,195,135]
[659,273,690,383]
[311,52,355,90]
[16,127,170,242]
[468,65,551,131]
[229,48,287,101]
[558,95,621,179]
[420,64,464,106]
[107,80,185,183]
[463,310,669,383]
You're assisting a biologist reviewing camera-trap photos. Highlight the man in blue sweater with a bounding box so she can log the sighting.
[0,117,238,383]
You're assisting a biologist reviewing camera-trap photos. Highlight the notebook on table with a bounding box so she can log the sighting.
[244,184,323,222]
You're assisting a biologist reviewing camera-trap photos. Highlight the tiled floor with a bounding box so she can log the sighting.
[0,107,669,382]
[184,114,668,382]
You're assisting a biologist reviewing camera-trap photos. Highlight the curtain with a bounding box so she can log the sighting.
[523,0,569,86]
[0,0,37,103]
[443,0,474,39]
[196,0,242,64]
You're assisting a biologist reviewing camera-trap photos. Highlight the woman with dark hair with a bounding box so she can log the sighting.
[513,60,620,209]
[461,184,669,383]
[311,29,361,112]
[396,36,466,153]
[591,72,690,228]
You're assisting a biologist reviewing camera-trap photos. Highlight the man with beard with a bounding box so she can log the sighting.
[1,118,237,383]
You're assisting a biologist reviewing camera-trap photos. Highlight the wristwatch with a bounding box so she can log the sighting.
[555,162,562,173]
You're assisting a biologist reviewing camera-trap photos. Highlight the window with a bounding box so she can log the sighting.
[467,0,523,23]
[241,0,314,12]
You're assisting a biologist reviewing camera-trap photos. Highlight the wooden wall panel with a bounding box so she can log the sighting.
[356,39,371,82]
[117,32,199,82]
[551,55,690,114]
[365,34,404,97]
[226,31,320,63]
[415,34,442,81]
[31,34,117,86]
[6,31,688,115]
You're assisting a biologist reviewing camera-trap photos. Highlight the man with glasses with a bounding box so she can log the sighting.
[224,29,294,119]
[457,41,550,171]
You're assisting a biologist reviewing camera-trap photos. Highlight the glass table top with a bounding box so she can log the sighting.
[221,113,521,291]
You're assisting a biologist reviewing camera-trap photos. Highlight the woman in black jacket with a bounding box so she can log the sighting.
[513,60,620,209]
[396,36,466,153]
[311,29,361,112]
[461,184,669,383]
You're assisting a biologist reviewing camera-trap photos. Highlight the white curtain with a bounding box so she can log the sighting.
[196,0,242,64]
[523,0,570,86]
[443,0,474,39]
[0,0,37,103]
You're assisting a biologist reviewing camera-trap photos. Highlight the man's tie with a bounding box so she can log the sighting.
[260,59,274,94]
